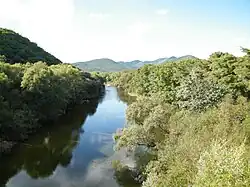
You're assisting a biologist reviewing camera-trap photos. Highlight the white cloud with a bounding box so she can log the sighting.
[0,0,75,30]
[156,9,168,15]
[127,22,152,36]
[0,1,249,63]
[0,0,75,62]
[89,13,110,20]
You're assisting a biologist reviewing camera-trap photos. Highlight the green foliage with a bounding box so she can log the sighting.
[0,61,104,152]
[0,28,104,154]
[176,70,227,111]
[21,62,54,92]
[112,160,142,187]
[0,28,61,65]
[113,133,121,142]
[109,49,250,186]
[0,55,7,62]
[121,97,250,187]
[194,140,250,187]
[106,49,250,102]
[208,51,250,97]
[106,58,211,103]
[126,97,159,125]
[209,52,238,87]
[241,47,250,56]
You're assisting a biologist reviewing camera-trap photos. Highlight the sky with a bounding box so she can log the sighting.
[0,0,250,63]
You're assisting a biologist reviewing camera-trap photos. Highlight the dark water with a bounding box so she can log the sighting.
[0,86,137,187]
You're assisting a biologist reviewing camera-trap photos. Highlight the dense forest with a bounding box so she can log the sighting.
[0,28,105,154]
[101,48,250,186]
[0,28,62,65]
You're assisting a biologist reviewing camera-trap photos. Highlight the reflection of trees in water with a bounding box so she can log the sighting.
[0,97,100,187]
[114,166,141,187]
[113,147,153,187]
[97,88,106,105]
[116,88,136,105]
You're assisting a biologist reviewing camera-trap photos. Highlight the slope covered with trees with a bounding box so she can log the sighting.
[0,28,105,154]
[73,58,130,72]
[105,48,250,186]
[73,56,197,72]
[0,28,62,65]
[0,61,104,154]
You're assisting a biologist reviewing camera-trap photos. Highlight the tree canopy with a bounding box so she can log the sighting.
[106,48,250,187]
[0,61,104,154]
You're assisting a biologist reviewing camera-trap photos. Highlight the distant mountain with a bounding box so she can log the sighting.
[0,28,62,65]
[73,55,197,72]
[73,58,130,72]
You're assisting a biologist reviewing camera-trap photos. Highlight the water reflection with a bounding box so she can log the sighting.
[0,98,101,187]
[116,88,136,105]
[0,87,137,187]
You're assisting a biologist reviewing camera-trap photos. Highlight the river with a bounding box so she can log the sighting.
[0,86,139,187]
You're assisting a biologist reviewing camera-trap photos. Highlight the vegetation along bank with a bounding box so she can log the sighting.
[99,48,250,187]
[0,28,105,154]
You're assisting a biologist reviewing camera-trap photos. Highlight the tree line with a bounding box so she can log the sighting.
[0,61,104,154]
[0,28,105,154]
[101,48,250,186]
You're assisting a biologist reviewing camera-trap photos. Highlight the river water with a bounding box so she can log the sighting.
[0,86,138,187]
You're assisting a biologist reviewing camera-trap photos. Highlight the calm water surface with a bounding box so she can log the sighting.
[0,86,137,187]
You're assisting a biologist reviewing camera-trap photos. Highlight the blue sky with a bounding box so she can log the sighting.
[0,0,249,62]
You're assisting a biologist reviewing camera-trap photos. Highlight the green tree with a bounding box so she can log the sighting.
[176,70,227,111]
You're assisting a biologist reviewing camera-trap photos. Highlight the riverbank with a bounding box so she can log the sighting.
[82,147,139,187]
[0,89,105,156]
[0,86,137,187]
[105,82,113,87]
[105,83,139,99]
[127,92,139,97]
[0,62,106,157]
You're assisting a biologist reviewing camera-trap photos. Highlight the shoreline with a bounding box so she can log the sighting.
[104,83,139,97]
[127,92,138,97]
[0,89,105,156]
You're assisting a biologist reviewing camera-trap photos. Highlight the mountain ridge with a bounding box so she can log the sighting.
[73,55,197,72]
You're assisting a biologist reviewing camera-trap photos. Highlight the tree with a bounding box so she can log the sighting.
[0,55,6,62]
[176,70,227,111]
[0,61,104,155]
[241,47,250,56]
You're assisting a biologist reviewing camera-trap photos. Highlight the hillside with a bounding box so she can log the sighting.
[128,55,197,67]
[74,55,197,72]
[73,58,130,72]
[0,28,62,65]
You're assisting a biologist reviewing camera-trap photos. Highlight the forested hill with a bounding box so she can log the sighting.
[73,55,197,72]
[73,58,129,72]
[0,28,62,65]
[0,28,105,154]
